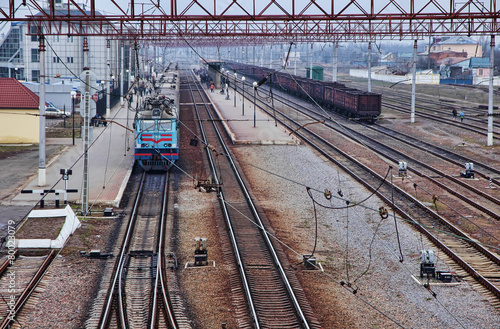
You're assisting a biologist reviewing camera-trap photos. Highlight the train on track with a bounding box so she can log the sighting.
[134,71,179,171]
[225,61,382,122]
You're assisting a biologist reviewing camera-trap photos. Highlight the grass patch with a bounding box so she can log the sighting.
[0,144,38,160]
[46,116,83,138]
[16,216,66,239]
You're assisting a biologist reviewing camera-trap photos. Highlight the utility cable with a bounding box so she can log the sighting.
[344,199,351,283]
[390,167,405,262]
[405,174,500,244]
[103,116,113,187]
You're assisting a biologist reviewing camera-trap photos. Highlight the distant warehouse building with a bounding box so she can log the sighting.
[0,78,39,143]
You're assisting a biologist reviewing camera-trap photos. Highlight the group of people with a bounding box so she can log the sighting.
[452,108,465,122]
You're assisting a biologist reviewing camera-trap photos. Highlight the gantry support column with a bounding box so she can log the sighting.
[367,42,372,92]
[332,42,338,82]
[106,40,111,119]
[120,42,124,104]
[411,40,417,124]
[487,35,495,146]
[269,45,273,69]
[309,43,313,79]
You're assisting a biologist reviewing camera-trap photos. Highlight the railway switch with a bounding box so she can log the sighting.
[194,237,208,266]
[436,271,453,283]
[419,250,436,278]
[303,254,317,270]
[398,161,408,177]
[104,207,114,216]
[460,162,475,179]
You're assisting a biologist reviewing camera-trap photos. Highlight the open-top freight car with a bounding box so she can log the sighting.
[225,61,381,122]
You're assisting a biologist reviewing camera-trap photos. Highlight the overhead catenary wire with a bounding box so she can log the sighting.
[159,75,474,328]
[390,167,405,263]
[177,101,500,252]
[14,10,492,326]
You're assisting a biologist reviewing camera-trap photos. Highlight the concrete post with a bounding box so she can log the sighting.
[309,43,313,78]
[270,45,273,69]
[411,40,417,124]
[129,42,133,84]
[487,35,495,146]
[368,42,372,92]
[83,37,89,69]
[82,72,90,215]
[294,43,297,76]
[38,35,46,186]
[332,42,338,82]
[120,42,124,104]
[106,40,111,118]
[253,44,255,64]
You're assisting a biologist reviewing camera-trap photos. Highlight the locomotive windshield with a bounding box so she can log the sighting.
[140,120,173,131]
[140,120,156,132]
[158,121,173,131]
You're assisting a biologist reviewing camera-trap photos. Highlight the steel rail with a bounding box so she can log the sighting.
[186,75,260,329]
[243,78,500,261]
[236,75,500,187]
[150,172,177,329]
[246,79,500,220]
[253,89,500,219]
[383,102,500,140]
[0,252,15,278]
[361,124,500,187]
[98,171,146,329]
[188,73,311,328]
[244,87,500,301]
[0,250,56,329]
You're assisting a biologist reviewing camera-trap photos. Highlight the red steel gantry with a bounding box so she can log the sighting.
[1,0,499,42]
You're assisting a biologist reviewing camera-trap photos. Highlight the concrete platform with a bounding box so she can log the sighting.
[8,79,295,209]
[11,100,135,207]
[204,83,298,145]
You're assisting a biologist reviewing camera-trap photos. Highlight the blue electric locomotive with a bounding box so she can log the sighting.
[134,92,179,171]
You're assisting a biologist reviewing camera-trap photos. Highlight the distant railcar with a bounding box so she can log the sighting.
[226,61,381,121]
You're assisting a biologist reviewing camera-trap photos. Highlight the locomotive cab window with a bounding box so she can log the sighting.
[141,120,156,131]
[158,121,172,131]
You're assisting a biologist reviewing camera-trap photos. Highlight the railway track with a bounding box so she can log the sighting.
[97,171,180,329]
[382,101,500,141]
[265,93,500,222]
[347,78,499,115]
[346,79,500,137]
[0,251,56,329]
[237,77,500,187]
[233,76,500,308]
[184,72,321,328]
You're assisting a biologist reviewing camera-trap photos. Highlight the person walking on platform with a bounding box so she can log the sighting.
[452,108,457,121]
[459,110,465,123]
[210,83,214,93]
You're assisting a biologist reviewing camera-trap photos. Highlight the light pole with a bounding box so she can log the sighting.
[125,69,129,90]
[70,90,76,145]
[241,76,245,116]
[233,72,237,107]
[253,81,257,127]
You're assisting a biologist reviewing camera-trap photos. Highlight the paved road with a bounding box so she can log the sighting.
[0,144,63,240]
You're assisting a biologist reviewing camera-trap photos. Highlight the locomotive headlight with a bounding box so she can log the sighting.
[164,143,168,147]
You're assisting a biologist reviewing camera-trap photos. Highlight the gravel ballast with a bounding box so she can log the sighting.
[233,143,500,328]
